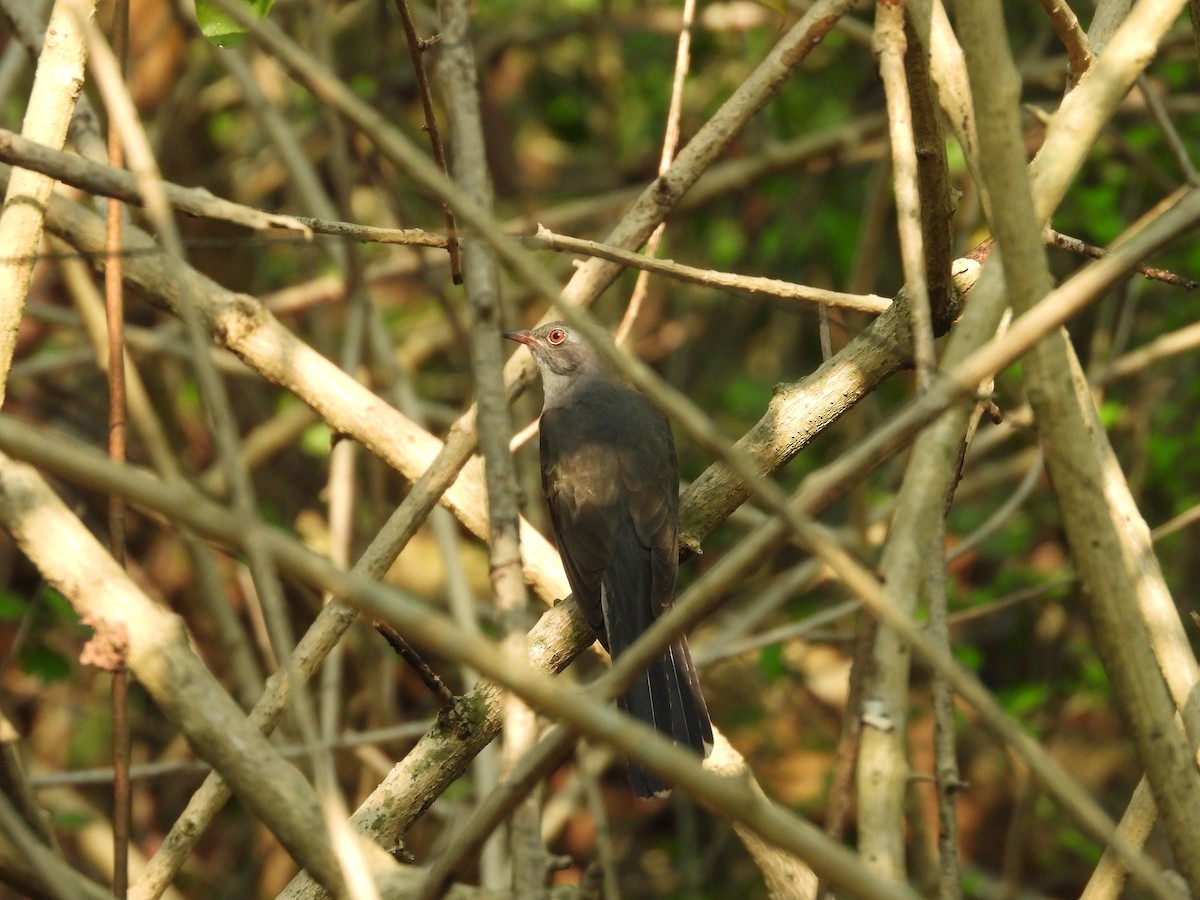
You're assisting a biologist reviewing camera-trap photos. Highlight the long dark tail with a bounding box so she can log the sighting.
[618,637,713,798]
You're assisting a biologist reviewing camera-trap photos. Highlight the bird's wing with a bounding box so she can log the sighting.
[541,392,679,637]
[617,408,679,613]
[541,414,623,646]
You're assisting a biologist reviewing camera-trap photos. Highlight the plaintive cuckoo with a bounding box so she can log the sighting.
[505,321,713,797]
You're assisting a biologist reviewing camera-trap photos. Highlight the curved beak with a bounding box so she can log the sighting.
[503,329,536,347]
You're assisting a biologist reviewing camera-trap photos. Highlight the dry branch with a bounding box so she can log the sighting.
[527,226,892,313]
[0,454,352,895]
[0,0,94,408]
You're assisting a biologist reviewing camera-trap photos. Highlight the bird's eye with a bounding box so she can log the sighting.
[547,328,566,345]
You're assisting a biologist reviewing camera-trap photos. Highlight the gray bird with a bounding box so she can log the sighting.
[505,321,712,797]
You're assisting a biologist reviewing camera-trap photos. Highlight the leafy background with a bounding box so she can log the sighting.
[1,0,1199,897]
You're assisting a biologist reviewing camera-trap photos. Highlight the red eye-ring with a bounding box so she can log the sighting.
[547,328,566,345]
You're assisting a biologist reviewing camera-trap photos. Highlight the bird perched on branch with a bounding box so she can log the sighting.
[505,321,712,797]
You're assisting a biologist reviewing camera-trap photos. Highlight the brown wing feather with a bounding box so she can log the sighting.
[540,385,679,639]
[617,418,679,612]
[540,406,622,646]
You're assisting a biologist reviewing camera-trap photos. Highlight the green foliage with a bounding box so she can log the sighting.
[349,73,379,103]
[41,587,78,621]
[8,588,82,683]
[757,643,785,680]
[18,644,71,682]
[0,588,26,620]
[1057,826,1103,865]
[195,0,276,49]
[953,642,983,672]
[50,811,93,833]
[999,682,1050,720]
[207,108,239,147]
[720,374,774,423]
[3,0,1198,893]
[1097,398,1123,430]
[706,218,748,270]
[1078,655,1111,697]
[1070,177,1125,245]
[300,422,333,458]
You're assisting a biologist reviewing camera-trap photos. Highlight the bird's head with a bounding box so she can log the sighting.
[503,322,605,380]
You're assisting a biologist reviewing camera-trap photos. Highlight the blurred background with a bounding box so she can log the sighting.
[1,0,1199,896]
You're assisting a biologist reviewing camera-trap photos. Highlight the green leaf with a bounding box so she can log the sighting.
[953,643,983,672]
[1001,683,1049,718]
[41,587,79,622]
[0,589,26,621]
[19,645,71,682]
[1058,826,1102,863]
[758,643,785,680]
[195,0,276,49]
[300,422,333,458]
[1097,399,1123,430]
[51,811,93,832]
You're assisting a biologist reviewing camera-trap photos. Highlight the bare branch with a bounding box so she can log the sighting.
[0,0,94,408]
[1036,0,1093,82]
[527,226,892,314]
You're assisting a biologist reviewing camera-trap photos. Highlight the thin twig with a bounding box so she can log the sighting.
[927,517,963,899]
[820,612,876,877]
[1136,73,1200,185]
[392,0,461,282]
[1191,0,1200,80]
[529,226,892,314]
[876,0,935,388]
[614,0,696,347]
[0,711,55,847]
[104,0,132,894]
[1036,0,1094,82]
[0,791,92,899]
[1045,227,1198,288]
[374,623,460,715]
[901,15,957,330]
[0,126,456,245]
[28,722,435,787]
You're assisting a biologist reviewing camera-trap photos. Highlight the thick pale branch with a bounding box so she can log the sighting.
[0,0,94,408]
